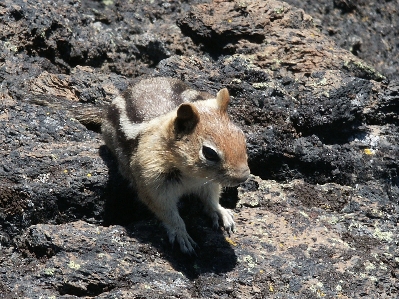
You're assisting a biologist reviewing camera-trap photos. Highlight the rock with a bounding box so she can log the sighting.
[283,0,399,81]
[2,178,398,298]
[0,0,398,297]
[177,0,385,81]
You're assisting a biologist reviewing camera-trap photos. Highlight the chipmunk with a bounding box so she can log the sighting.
[102,77,250,254]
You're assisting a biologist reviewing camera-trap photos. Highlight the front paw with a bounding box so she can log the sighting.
[167,230,198,255]
[218,207,236,235]
[209,208,236,234]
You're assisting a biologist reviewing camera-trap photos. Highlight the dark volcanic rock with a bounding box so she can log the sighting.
[283,0,399,81]
[1,0,398,298]
[1,178,398,298]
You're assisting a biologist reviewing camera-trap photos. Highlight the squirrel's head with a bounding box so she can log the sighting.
[172,88,250,187]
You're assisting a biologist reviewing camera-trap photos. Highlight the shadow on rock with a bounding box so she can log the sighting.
[99,145,238,279]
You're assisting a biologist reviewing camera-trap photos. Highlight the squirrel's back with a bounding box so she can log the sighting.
[121,77,213,123]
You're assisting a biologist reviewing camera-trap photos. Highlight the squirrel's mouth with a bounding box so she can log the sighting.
[219,170,250,187]
[231,166,251,185]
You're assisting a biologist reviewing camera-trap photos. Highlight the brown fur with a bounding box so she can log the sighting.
[102,77,250,254]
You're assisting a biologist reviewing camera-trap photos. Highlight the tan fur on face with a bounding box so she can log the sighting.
[170,100,249,186]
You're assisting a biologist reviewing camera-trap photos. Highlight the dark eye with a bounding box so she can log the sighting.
[202,146,220,162]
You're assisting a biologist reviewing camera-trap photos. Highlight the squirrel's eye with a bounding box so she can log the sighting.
[202,146,220,162]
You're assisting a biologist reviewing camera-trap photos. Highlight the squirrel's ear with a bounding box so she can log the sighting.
[175,103,199,134]
[216,88,230,113]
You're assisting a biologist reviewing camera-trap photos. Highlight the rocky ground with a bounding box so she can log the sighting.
[0,0,398,298]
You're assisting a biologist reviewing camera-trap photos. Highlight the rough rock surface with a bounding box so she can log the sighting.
[1,0,398,298]
[283,0,399,81]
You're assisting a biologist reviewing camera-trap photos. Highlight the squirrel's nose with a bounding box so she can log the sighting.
[231,165,250,185]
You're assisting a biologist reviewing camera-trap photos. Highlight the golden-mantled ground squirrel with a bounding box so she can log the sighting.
[102,77,250,254]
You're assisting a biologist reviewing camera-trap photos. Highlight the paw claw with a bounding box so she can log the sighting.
[168,230,198,255]
[207,207,236,235]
